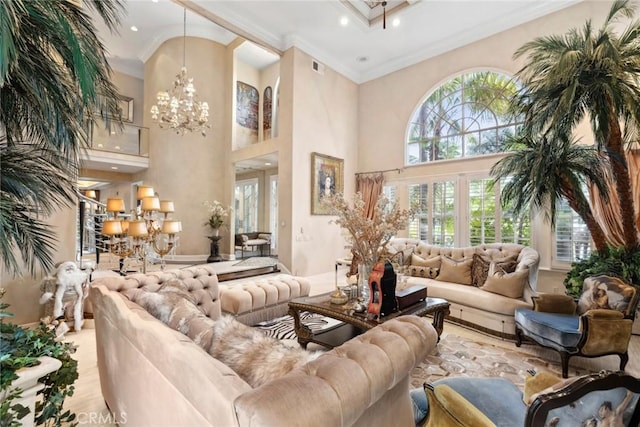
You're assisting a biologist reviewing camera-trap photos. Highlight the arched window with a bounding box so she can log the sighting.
[406,71,522,165]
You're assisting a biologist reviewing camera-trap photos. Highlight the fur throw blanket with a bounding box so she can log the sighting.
[127,279,321,388]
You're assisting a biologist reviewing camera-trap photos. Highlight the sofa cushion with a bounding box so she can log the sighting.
[412,278,531,316]
[411,253,441,269]
[481,269,529,299]
[576,275,637,316]
[436,256,473,285]
[514,308,581,349]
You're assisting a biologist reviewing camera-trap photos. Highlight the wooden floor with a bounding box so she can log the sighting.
[61,267,640,425]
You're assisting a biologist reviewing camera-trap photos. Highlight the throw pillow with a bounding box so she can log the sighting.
[436,256,473,285]
[409,265,439,279]
[488,257,518,276]
[411,253,441,269]
[480,269,529,298]
[471,254,491,287]
[427,384,494,426]
[576,275,637,316]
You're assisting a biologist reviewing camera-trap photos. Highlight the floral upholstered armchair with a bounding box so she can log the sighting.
[418,370,640,427]
[514,275,640,378]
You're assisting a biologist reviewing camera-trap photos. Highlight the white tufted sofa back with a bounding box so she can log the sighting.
[90,265,221,319]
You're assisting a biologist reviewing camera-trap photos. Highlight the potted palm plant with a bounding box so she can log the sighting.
[0,0,124,424]
[492,0,640,297]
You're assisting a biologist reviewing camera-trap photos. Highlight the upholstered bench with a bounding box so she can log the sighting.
[218,274,311,325]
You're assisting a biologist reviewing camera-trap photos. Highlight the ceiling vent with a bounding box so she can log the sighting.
[312,59,325,75]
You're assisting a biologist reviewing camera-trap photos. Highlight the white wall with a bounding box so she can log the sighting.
[288,48,359,276]
[142,36,228,256]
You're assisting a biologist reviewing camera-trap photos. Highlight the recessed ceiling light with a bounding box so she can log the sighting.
[151,0,159,2]
[340,16,349,26]
[114,146,121,150]
[111,166,119,170]
[265,162,272,166]
[356,56,369,63]
[392,18,400,27]
[130,25,138,32]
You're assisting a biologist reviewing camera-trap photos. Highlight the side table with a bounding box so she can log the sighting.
[207,235,223,262]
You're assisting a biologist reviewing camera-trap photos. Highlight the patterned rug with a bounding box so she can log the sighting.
[409,333,591,391]
[254,312,344,340]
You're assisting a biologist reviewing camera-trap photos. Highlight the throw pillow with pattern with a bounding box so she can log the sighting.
[471,254,491,287]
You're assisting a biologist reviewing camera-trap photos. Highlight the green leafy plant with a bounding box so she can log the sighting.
[0,298,78,427]
[564,247,640,298]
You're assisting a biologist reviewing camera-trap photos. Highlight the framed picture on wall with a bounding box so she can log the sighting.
[107,95,133,123]
[311,152,344,215]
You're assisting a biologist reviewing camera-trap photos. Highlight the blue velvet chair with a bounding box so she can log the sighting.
[514,275,640,378]
[418,371,640,427]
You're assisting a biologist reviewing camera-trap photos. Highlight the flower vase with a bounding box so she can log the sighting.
[211,228,220,237]
[358,263,371,308]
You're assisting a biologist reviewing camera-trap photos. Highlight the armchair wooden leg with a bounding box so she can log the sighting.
[515,326,523,347]
[560,352,571,379]
[620,352,629,371]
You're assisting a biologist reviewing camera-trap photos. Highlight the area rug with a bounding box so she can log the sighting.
[233,256,278,268]
[409,333,592,391]
[254,314,594,391]
[255,312,344,340]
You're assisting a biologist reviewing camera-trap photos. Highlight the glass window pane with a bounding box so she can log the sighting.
[406,71,522,165]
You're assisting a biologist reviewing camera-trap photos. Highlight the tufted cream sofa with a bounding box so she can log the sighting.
[387,239,540,339]
[90,264,438,427]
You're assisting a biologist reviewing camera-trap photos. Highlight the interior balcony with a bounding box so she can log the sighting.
[80,122,149,173]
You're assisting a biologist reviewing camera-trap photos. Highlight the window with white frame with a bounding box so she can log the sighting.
[235,179,259,233]
[406,71,522,165]
[555,198,591,263]
[382,185,397,213]
[468,177,530,246]
[432,181,456,247]
[407,181,456,246]
[408,184,429,241]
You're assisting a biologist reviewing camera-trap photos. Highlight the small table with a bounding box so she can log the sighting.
[288,293,450,349]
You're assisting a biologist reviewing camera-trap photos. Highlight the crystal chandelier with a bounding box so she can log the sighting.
[150,9,209,136]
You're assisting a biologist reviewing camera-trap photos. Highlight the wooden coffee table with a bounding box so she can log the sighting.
[288,293,450,349]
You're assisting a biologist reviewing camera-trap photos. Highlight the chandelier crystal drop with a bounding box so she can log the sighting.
[150,9,210,136]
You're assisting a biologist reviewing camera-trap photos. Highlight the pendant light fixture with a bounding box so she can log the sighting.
[150,8,210,136]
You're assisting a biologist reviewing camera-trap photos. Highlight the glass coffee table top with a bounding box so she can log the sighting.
[288,292,450,349]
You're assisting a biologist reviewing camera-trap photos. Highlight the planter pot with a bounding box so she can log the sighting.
[0,356,62,427]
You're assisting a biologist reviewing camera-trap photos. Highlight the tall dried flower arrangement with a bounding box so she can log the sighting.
[324,192,416,269]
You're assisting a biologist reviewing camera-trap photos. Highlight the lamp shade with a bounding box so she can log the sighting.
[85,190,96,199]
[141,196,160,212]
[102,219,123,235]
[159,200,175,213]
[137,185,155,199]
[127,220,148,238]
[106,198,125,213]
[161,220,182,235]
[120,220,129,234]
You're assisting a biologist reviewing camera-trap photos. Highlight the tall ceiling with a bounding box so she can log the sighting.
[95,0,583,84]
